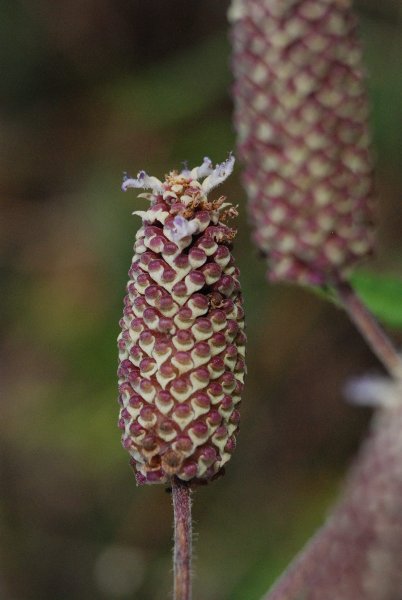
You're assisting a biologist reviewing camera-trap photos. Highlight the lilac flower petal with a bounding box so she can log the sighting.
[344,375,396,408]
[201,154,235,194]
[180,161,191,178]
[122,171,163,194]
[190,156,214,180]
[171,215,199,242]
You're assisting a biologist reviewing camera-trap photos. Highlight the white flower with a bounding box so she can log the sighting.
[344,374,402,409]
[122,154,235,203]
[201,154,235,195]
[188,156,214,180]
[170,215,199,242]
[122,171,163,194]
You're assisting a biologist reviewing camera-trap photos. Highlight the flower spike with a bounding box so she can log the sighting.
[231,0,375,285]
[117,157,246,485]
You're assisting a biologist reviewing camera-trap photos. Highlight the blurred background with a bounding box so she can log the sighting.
[1,1,402,598]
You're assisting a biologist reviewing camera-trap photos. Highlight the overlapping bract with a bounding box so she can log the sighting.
[117,158,246,484]
[231,0,375,285]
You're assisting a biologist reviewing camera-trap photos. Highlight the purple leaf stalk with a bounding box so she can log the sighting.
[230,0,402,598]
[117,156,246,599]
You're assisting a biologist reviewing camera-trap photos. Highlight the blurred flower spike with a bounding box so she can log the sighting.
[231,0,376,286]
[117,156,246,485]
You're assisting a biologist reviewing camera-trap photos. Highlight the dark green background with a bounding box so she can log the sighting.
[1,1,402,598]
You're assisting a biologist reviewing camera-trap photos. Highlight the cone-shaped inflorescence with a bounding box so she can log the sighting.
[230,0,375,286]
[117,156,246,485]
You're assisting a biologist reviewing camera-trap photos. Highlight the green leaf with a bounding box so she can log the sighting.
[350,270,402,328]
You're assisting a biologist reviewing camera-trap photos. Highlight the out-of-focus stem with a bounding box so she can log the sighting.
[334,280,402,378]
[172,477,192,600]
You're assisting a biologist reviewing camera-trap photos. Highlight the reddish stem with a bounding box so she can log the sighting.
[334,280,402,378]
[172,477,192,600]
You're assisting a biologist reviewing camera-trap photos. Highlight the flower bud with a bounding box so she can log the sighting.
[118,156,246,484]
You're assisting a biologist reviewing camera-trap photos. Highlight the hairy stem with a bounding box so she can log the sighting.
[172,477,192,600]
[334,280,402,378]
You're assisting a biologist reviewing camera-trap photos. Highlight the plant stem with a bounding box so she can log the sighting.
[172,477,192,600]
[334,280,402,378]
